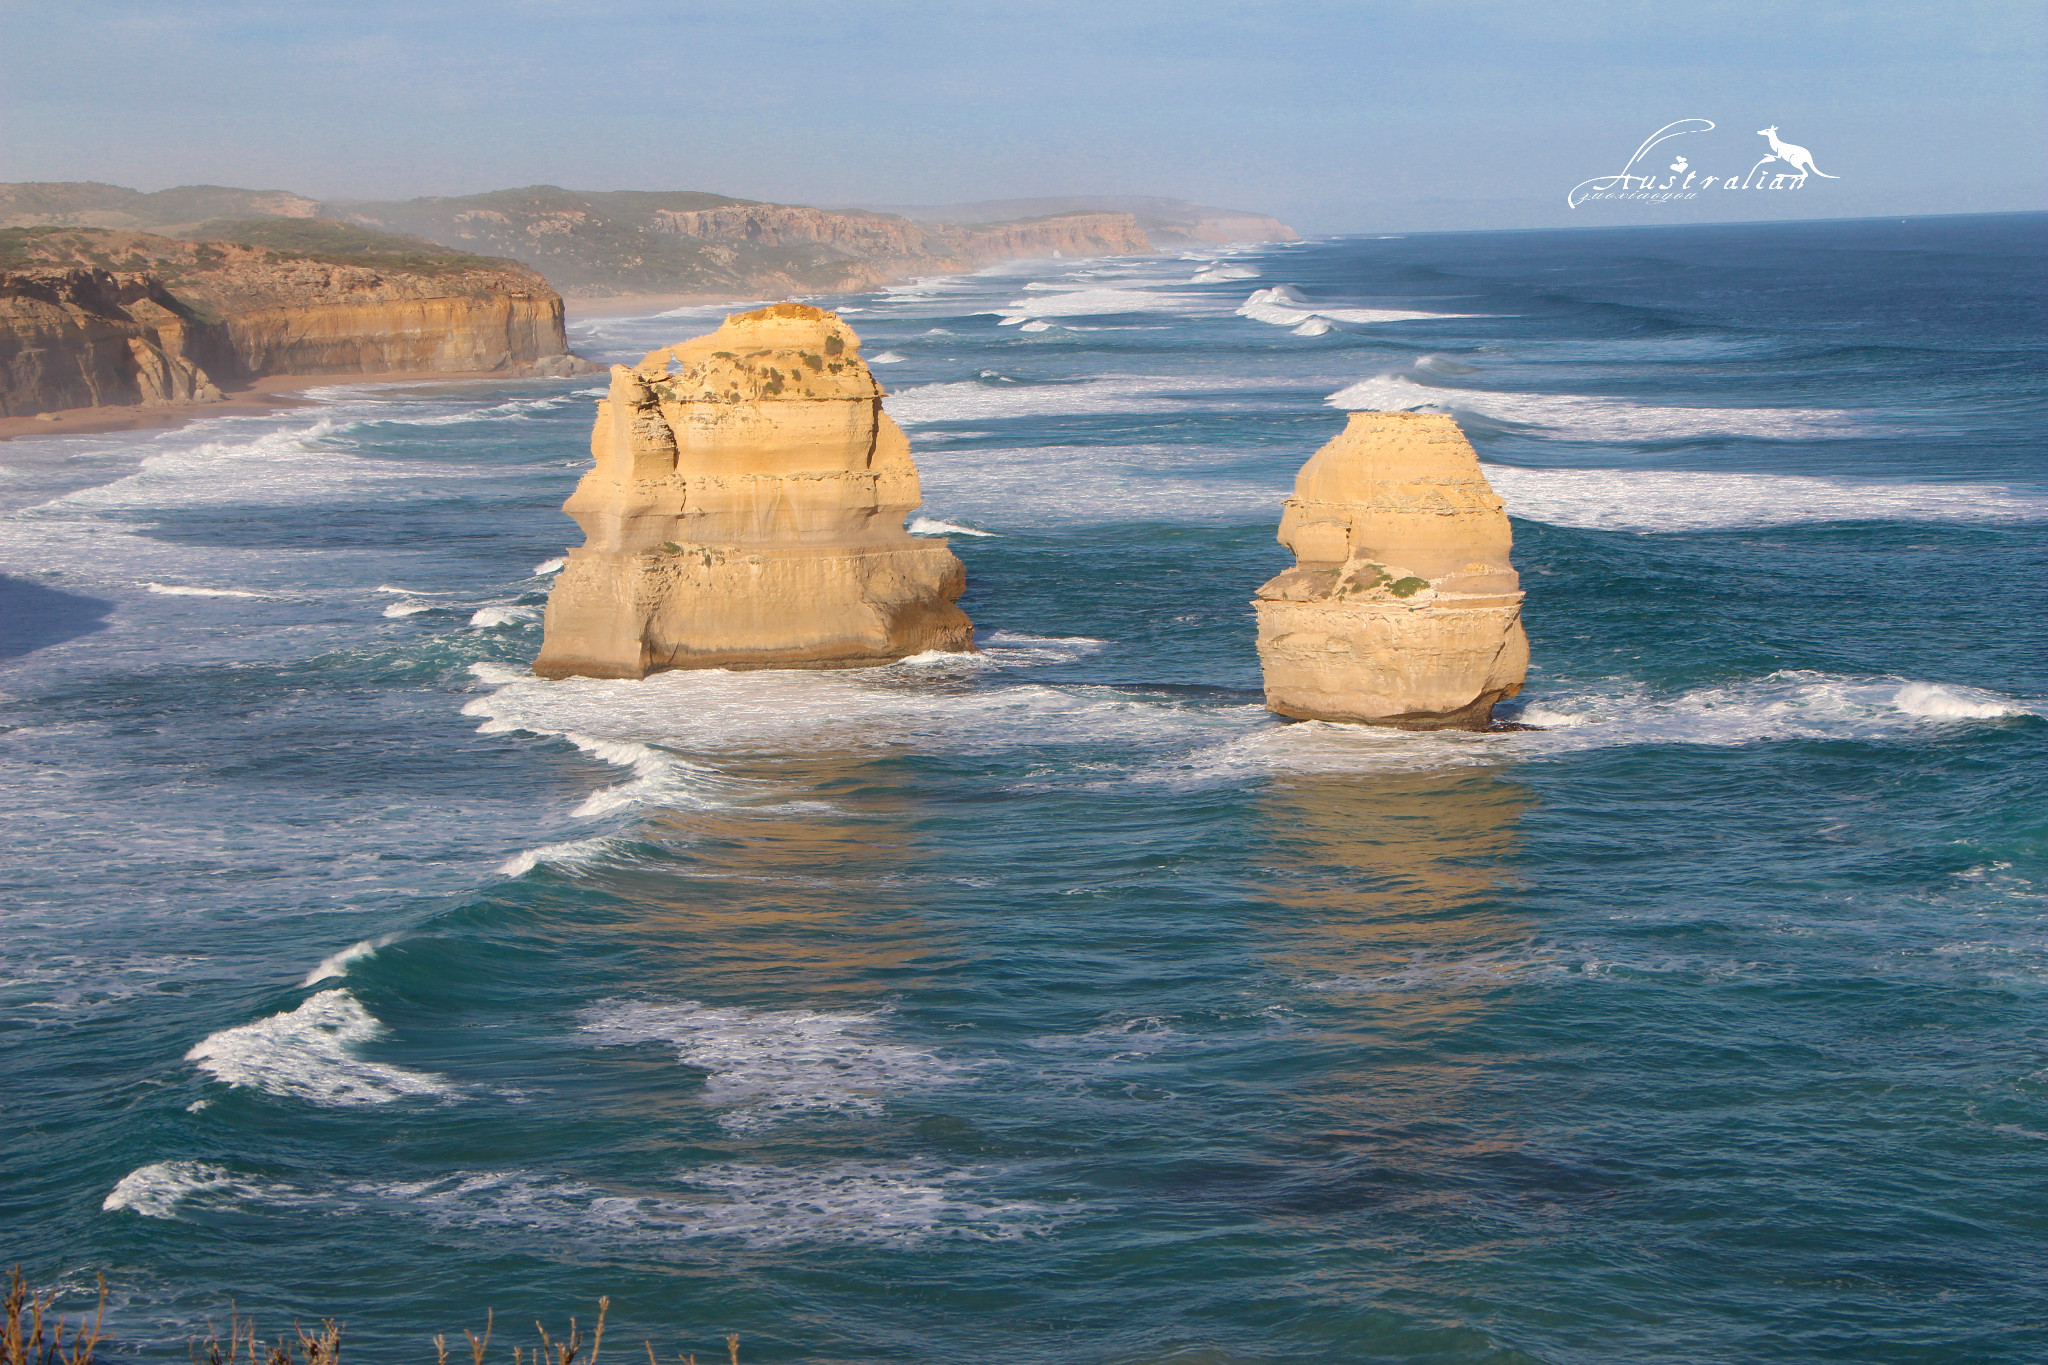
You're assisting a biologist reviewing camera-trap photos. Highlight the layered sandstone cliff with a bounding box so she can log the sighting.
[1254,412,1528,730]
[339,187,1156,298]
[0,267,224,415]
[0,225,588,417]
[5,183,1302,303]
[534,304,973,678]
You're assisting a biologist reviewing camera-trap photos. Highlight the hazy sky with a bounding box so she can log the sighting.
[3,1,2041,233]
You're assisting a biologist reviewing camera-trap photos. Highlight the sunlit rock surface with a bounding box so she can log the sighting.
[535,303,973,679]
[1254,411,1528,729]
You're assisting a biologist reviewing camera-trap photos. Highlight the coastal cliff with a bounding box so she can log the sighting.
[861,195,1300,247]
[0,223,588,418]
[1254,412,1528,729]
[335,187,1155,298]
[3,182,1300,305]
[535,303,973,678]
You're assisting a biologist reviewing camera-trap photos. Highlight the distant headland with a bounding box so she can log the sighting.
[0,181,1298,426]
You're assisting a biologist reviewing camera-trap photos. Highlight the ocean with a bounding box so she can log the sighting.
[3,212,2044,1364]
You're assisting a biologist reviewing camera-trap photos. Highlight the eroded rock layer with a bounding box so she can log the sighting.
[1254,411,1528,729]
[534,304,973,678]
[0,227,584,416]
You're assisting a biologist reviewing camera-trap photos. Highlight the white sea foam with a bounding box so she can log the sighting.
[303,935,400,987]
[995,287,1195,325]
[1331,373,1866,442]
[497,837,618,878]
[97,1159,1052,1244]
[1483,464,2048,531]
[532,557,566,576]
[979,631,1109,665]
[144,583,270,599]
[465,658,1237,765]
[185,989,452,1106]
[581,999,957,1131]
[869,350,906,363]
[913,441,1286,523]
[374,584,451,595]
[908,516,996,537]
[884,375,1262,425]
[463,678,745,817]
[103,1161,257,1219]
[1136,671,2046,788]
[1291,318,1334,337]
[382,600,437,618]
[263,1162,1052,1247]
[1019,320,1055,332]
[1892,682,2033,719]
[469,605,538,628]
[1238,285,1477,329]
[672,1162,1049,1246]
[1191,264,1260,283]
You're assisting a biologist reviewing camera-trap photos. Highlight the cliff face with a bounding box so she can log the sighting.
[1253,412,1528,730]
[0,267,223,415]
[861,195,1300,247]
[535,303,973,679]
[327,187,1153,297]
[0,226,583,417]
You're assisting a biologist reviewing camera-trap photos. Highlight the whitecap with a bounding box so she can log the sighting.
[995,287,1196,325]
[103,1161,252,1219]
[532,557,566,576]
[1019,320,1054,332]
[884,375,1257,425]
[497,836,617,878]
[382,600,436,618]
[1239,286,1477,328]
[144,583,270,599]
[302,935,401,987]
[979,631,1109,665]
[1330,373,1866,442]
[581,999,957,1132]
[464,656,1237,762]
[1191,264,1260,283]
[868,350,906,364]
[1290,318,1334,337]
[1483,464,2048,530]
[1892,682,2033,719]
[908,516,996,537]
[185,989,452,1106]
[469,605,538,628]
[1134,671,2045,788]
[375,584,451,595]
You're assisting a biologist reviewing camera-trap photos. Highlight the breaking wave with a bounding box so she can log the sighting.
[184,989,452,1106]
[1484,464,2048,531]
[1329,372,1868,441]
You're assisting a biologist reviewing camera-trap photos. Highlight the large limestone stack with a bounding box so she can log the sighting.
[535,303,973,679]
[1254,411,1527,729]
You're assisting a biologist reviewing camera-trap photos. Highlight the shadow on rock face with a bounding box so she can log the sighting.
[0,575,114,662]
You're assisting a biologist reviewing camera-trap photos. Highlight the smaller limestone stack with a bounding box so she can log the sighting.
[535,303,973,679]
[1253,411,1528,729]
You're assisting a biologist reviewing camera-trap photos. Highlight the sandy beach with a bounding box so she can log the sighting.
[0,369,518,444]
[565,292,764,319]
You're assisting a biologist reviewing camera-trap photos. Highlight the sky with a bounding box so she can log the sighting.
[2,0,2042,234]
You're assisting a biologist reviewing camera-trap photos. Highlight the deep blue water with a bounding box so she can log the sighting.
[3,213,2045,1364]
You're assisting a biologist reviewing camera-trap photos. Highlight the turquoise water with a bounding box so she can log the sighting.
[3,213,2044,1363]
